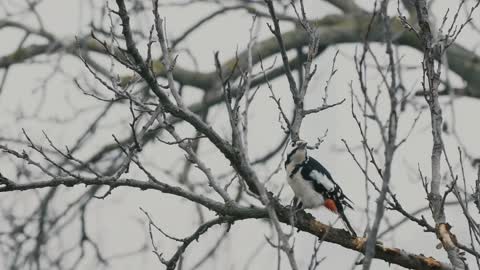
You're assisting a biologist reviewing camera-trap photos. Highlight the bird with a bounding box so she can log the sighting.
[285,139,357,237]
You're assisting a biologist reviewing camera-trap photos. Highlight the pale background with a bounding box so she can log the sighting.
[1,0,479,269]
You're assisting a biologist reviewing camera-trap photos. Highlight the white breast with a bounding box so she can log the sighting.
[286,170,324,209]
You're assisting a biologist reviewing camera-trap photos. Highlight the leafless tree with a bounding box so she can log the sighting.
[1,0,480,269]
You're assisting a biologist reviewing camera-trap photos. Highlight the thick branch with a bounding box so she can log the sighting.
[415,1,467,268]
[0,175,453,270]
[324,0,365,13]
[3,14,480,98]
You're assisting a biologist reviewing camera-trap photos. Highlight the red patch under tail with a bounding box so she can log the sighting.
[324,199,338,213]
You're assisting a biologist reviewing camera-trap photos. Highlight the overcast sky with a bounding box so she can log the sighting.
[1,1,480,269]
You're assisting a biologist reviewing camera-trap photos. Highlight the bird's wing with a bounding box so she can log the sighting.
[301,157,354,210]
[309,170,335,192]
[299,158,336,194]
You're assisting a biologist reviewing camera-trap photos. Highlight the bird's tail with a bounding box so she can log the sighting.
[339,210,357,237]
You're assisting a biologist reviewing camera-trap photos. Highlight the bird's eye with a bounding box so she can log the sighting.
[291,142,296,147]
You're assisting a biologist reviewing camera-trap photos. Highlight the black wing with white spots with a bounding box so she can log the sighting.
[293,157,353,212]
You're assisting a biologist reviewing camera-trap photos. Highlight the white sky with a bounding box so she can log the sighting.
[1,0,480,269]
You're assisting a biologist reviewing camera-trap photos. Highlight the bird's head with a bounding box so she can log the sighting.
[292,140,308,149]
[286,139,308,166]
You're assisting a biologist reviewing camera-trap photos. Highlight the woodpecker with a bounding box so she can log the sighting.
[285,140,356,236]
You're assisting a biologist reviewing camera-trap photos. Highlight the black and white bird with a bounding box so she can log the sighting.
[285,140,356,236]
